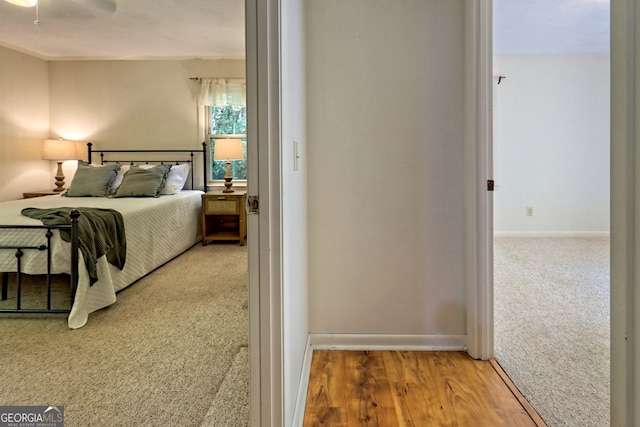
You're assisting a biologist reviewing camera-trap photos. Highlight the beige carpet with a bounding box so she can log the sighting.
[494,237,609,427]
[201,346,249,426]
[0,242,248,427]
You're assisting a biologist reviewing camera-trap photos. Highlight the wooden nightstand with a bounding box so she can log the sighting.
[23,190,59,199]
[201,190,247,246]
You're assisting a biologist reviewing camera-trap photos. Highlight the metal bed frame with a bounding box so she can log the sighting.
[88,141,208,193]
[0,142,208,315]
[0,211,80,313]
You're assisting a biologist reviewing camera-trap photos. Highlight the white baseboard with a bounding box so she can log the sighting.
[291,335,313,427]
[309,334,467,351]
[494,231,610,238]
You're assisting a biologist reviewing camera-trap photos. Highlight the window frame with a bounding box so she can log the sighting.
[205,106,248,187]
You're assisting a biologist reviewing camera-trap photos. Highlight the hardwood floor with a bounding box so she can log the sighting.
[303,351,547,427]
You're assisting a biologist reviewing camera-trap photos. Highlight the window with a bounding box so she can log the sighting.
[206,105,247,181]
[198,77,247,183]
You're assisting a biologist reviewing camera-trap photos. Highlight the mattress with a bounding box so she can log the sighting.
[0,191,203,328]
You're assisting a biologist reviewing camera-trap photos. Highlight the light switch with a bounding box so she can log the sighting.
[293,140,299,171]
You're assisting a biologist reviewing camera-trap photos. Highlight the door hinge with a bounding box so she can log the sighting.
[487,180,495,191]
[247,195,259,214]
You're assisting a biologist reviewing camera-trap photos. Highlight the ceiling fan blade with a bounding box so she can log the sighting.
[37,0,116,19]
[39,0,93,19]
[82,0,116,13]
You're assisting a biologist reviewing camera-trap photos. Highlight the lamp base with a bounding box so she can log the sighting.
[222,161,234,193]
[53,161,66,192]
[222,176,235,193]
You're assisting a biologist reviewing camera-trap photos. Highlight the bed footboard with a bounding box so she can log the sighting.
[0,210,80,314]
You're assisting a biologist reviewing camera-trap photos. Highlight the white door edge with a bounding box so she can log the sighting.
[246,0,283,425]
[465,0,494,360]
[610,0,638,424]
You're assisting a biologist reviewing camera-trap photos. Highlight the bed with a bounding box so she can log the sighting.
[0,143,208,329]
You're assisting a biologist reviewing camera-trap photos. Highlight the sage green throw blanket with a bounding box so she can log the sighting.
[21,207,126,286]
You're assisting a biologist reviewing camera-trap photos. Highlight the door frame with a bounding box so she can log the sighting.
[610,0,639,423]
[246,0,283,425]
[466,0,494,361]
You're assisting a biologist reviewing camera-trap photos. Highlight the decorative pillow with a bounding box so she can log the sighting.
[110,164,159,195]
[160,163,190,195]
[65,161,121,197]
[109,164,131,195]
[114,165,171,198]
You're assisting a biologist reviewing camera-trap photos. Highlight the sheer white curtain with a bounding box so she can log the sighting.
[198,78,246,106]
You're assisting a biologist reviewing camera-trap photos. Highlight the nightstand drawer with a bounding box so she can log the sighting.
[210,215,240,230]
[205,197,240,215]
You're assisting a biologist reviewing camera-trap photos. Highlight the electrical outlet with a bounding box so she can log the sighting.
[526,206,533,216]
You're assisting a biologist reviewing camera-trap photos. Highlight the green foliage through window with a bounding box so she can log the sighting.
[208,105,247,181]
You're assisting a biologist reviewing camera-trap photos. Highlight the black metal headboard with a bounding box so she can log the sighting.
[87,142,208,193]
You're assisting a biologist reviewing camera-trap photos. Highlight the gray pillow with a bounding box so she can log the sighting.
[114,165,171,198]
[65,161,121,197]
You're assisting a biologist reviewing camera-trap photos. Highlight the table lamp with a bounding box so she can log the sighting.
[43,138,77,192]
[213,138,244,193]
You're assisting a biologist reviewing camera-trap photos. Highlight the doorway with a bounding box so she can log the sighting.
[492,1,611,425]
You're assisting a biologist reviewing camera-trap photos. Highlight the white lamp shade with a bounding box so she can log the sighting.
[213,139,244,161]
[43,139,77,161]
[5,0,37,6]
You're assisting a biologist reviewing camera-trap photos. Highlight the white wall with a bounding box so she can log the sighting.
[493,54,610,236]
[307,0,467,343]
[49,59,244,148]
[0,57,245,199]
[0,46,51,201]
[281,0,309,425]
[47,59,244,187]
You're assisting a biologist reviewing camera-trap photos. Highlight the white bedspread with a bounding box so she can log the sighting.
[0,191,203,328]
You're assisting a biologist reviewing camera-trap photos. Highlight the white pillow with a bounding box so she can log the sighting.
[160,163,190,195]
[109,164,131,195]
